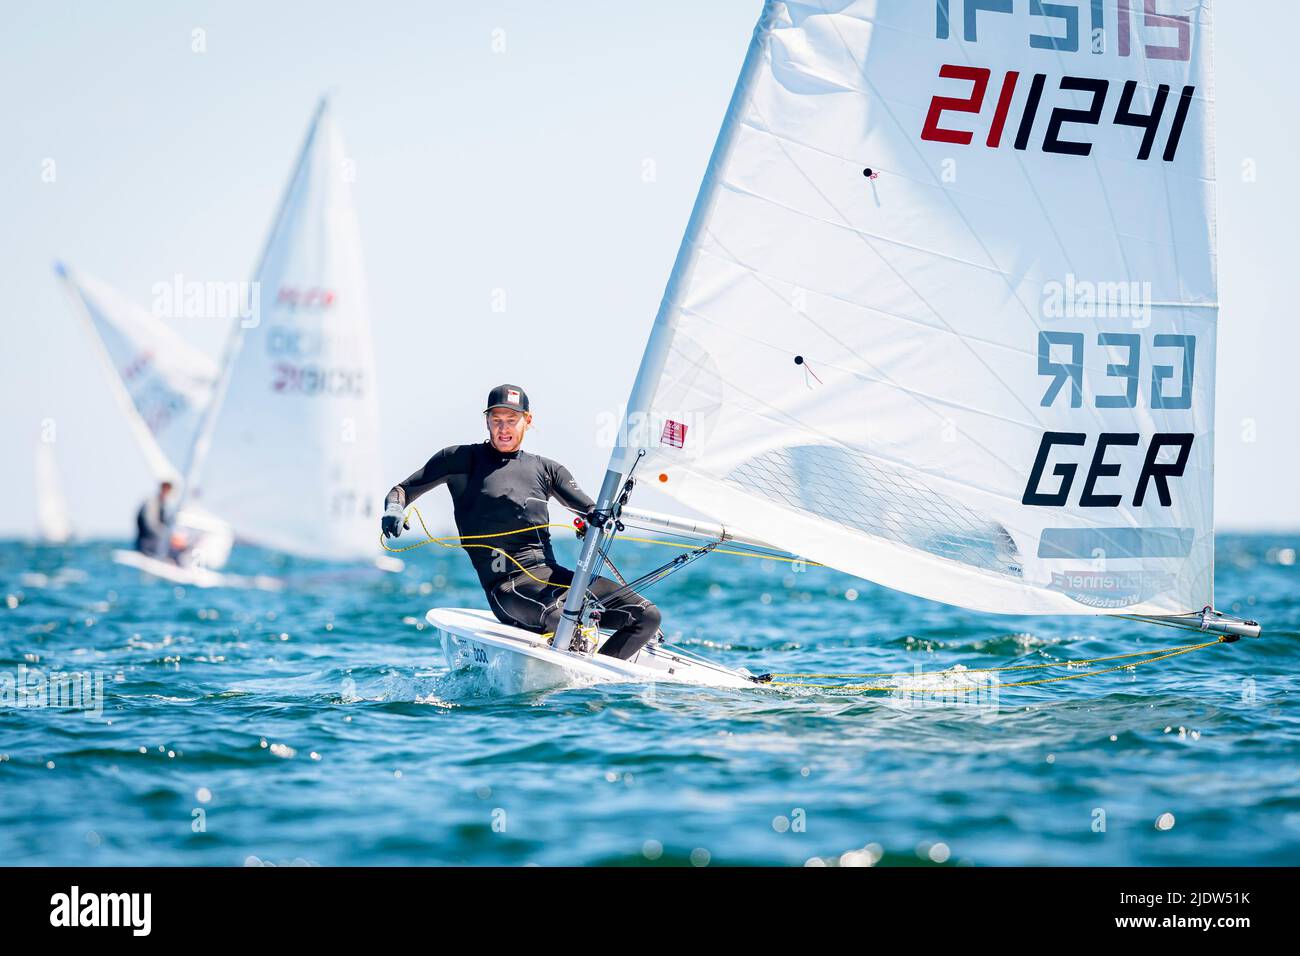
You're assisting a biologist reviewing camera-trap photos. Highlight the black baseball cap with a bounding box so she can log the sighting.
[484,384,529,414]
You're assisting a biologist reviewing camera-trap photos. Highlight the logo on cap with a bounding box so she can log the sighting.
[506,388,521,405]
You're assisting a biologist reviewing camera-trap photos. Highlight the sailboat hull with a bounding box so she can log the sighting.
[112,550,282,591]
[173,508,234,570]
[426,607,758,695]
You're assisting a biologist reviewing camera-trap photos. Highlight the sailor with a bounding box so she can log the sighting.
[134,480,186,561]
[381,384,662,661]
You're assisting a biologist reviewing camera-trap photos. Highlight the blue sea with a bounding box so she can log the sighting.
[1,533,1296,866]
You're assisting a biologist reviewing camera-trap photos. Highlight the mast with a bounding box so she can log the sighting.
[551,9,776,653]
[171,97,330,525]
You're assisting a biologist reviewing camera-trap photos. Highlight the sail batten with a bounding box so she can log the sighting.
[613,0,1217,616]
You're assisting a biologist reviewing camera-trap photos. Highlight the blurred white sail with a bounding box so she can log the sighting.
[34,441,72,544]
[616,0,1217,617]
[186,99,383,562]
[56,262,218,480]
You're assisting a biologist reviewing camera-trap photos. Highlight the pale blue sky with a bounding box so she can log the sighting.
[1,1,1295,537]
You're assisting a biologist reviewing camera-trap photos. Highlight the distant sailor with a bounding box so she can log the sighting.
[134,480,186,562]
[382,385,662,661]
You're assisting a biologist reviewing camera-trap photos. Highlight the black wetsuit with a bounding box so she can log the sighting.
[135,495,168,558]
[386,442,661,660]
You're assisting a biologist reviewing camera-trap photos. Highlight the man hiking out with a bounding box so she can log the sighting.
[381,384,661,661]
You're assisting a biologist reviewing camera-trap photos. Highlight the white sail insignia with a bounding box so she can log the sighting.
[615,0,1217,616]
[192,100,382,561]
[56,263,218,480]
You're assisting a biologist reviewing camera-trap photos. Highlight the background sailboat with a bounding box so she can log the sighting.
[175,97,396,571]
[57,99,394,584]
[33,440,72,545]
[55,261,234,568]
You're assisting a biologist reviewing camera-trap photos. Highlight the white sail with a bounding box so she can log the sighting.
[191,100,382,561]
[34,441,72,544]
[56,262,218,480]
[616,0,1216,617]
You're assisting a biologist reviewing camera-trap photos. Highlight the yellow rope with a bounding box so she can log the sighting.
[379,506,576,589]
[378,505,815,583]
[768,640,1223,679]
[768,638,1226,693]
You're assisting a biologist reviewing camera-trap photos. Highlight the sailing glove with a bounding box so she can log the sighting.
[382,502,408,539]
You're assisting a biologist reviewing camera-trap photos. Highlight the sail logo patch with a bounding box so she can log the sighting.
[1048,570,1174,610]
[660,420,688,448]
[276,286,336,311]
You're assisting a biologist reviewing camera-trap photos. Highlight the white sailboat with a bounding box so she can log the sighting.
[33,440,72,544]
[64,98,394,587]
[429,0,1259,693]
[173,97,393,574]
[55,262,234,568]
